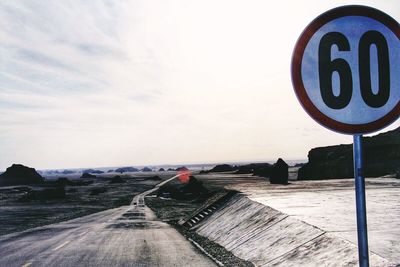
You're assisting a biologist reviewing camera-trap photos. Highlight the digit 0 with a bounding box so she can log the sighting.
[359,30,390,108]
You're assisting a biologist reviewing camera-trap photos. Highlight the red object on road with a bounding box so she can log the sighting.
[178,170,191,183]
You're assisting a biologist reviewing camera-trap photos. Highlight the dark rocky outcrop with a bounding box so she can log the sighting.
[237,160,288,183]
[80,173,96,179]
[298,127,400,180]
[175,166,189,172]
[235,165,253,174]
[181,176,208,197]
[141,167,152,172]
[115,167,139,173]
[236,163,272,175]
[109,175,125,184]
[158,168,165,172]
[208,164,237,173]
[107,169,114,173]
[157,176,207,200]
[202,162,279,177]
[269,158,289,184]
[253,165,273,178]
[0,164,44,186]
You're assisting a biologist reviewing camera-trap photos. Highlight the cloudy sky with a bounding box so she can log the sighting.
[0,0,399,170]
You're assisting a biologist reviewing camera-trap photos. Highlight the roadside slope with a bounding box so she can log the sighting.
[192,194,392,266]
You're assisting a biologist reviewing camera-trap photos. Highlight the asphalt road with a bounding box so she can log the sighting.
[0,174,216,267]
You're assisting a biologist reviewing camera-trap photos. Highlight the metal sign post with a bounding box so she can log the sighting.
[291,5,400,267]
[353,135,369,267]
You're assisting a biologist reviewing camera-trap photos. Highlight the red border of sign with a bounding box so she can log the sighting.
[291,5,400,134]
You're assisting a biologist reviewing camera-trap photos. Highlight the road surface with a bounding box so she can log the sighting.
[0,174,216,267]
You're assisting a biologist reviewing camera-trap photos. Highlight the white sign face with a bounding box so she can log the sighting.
[292,5,400,134]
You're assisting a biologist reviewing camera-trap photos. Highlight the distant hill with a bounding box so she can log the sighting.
[82,169,104,174]
[207,164,237,173]
[115,167,139,173]
[80,173,96,179]
[141,167,152,172]
[175,166,189,172]
[0,164,44,186]
[61,170,75,175]
[298,127,400,180]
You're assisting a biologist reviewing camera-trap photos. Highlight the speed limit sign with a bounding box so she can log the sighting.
[292,5,399,134]
[292,5,399,267]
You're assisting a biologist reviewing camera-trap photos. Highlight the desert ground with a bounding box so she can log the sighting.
[1,167,399,266]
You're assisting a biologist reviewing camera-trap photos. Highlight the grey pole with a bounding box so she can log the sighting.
[353,134,369,267]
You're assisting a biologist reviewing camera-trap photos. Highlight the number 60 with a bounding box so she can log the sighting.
[318,30,390,109]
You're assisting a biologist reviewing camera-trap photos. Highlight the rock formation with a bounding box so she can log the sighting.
[269,158,289,184]
[236,163,272,176]
[0,164,44,186]
[298,127,400,180]
[208,164,237,173]
[157,176,207,200]
[115,167,139,173]
[80,173,96,179]
[175,166,189,172]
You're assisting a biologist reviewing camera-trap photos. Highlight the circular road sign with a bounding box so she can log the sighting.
[291,5,400,134]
